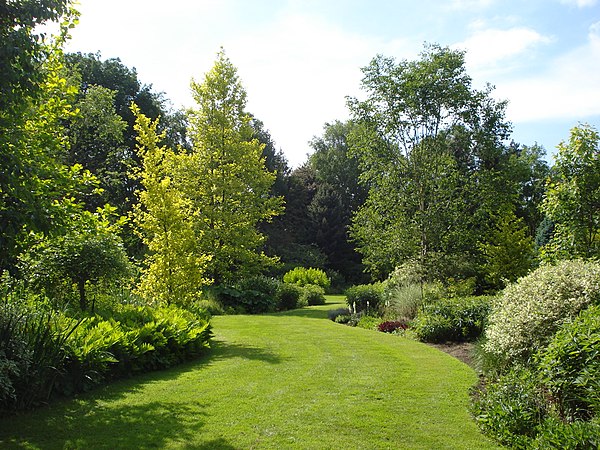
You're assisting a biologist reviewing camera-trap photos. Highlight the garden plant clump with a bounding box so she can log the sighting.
[472,260,600,448]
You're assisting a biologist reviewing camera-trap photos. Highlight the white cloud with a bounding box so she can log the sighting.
[494,22,600,122]
[455,26,552,71]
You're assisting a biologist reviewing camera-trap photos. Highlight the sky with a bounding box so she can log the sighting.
[63,0,600,167]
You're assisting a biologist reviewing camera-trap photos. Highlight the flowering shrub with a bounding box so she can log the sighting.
[377,320,409,333]
[483,260,600,365]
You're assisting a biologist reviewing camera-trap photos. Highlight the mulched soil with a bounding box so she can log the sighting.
[428,342,475,368]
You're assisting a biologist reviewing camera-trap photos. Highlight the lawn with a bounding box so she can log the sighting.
[0,296,502,449]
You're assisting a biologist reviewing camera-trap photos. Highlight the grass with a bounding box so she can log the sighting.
[0,296,502,449]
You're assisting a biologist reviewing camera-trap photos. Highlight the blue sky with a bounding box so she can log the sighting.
[65,0,600,166]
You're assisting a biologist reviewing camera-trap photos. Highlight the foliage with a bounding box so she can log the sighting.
[132,105,210,306]
[327,307,351,322]
[307,120,368,282]
[234,276,280,314]
[301,284,326,306]
[0,297,211,414]
[185,49,283,285]
[356,314,382,330]
[275,283,303,311]
[536,304,600,422]
[283,267,331,290]
[0,301,77,413]
[483,259,600,366]
[542,123,600,260]
[23,206,130,311]
[345,283,383,314]
[347,44,517,283]
[471,367,546,448]
[0,21,100,275]
[412,296,492,343]
[377,320,409,333]
[531,417,600,450]
[479,208,536,290]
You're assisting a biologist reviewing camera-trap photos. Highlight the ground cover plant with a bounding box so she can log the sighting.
[0,298,501,449]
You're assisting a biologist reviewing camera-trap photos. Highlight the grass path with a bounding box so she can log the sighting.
[0,297,501,449]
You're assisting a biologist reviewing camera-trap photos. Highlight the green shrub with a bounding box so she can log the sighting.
[471,367,546,448]
[301,284,326,306]
[276,283,303,311]
[484,260,600,366]
[536,304,600,421]
[283,267,331,290]
[216,277,280,314]
[327,307,350,321]
[531,417,600,450]
[356,314,382,330]
[412,296,492,343]
[345,283,383,314]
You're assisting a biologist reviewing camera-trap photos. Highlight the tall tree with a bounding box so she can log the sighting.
[347,44,513,283]
[308,121,368,282]
[0,2,95,274]
[131,105,209,306]
[542,123,600,260]
[185,50,283,285]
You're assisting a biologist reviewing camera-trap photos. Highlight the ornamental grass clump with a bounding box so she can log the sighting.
[483,259,600,367]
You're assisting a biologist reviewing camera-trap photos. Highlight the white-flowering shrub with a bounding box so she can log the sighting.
[484,260,600,365]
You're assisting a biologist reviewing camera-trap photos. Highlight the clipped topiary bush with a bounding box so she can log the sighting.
[283,267,331,290]
[301,284,326,306]
[412,296,492,343]
[345,283,383,314]
[483,259,600,366]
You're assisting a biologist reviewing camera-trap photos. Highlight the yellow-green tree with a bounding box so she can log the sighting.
[185,50,283,285]
[132,105,210,306]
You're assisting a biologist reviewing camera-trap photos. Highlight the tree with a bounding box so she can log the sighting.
[479,208,536,290]
[184,50,283,285]
[24,206,130,311]
[542,123,600,259]
[132,105,210,306]
[348,44,513,281]
[66,84,128,210]
[308,121,368,282]
[0,5,100,275]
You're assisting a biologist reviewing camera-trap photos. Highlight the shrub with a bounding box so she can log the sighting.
[531,417,600,450]
[283,267,331,290]
[536,304,600,421]
[356,314,382,330]
[275,283,303,311]
[345,283,383,314]
[412,296,492,343]
[327,307,350,321]
[471,367,546,448]
[216,277,280,314]
[301,284,326,306]
[377,320,409,333]
[484,260,600,366]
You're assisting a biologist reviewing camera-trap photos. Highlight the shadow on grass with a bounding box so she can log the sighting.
[208,339,283,364]
[0,393,233,449]
[0,339,282,448]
